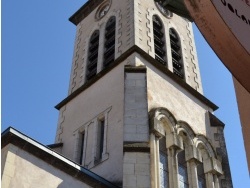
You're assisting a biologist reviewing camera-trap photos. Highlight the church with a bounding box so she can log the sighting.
[1,0,233,187]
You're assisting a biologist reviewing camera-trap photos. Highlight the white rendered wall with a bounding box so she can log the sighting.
[1,144,92,188]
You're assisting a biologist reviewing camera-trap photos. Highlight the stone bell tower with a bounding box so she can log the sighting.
[54,0,233,187]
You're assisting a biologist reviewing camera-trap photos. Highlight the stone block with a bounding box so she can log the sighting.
[124,124,137,133]
[136,109,148,117]
[136,153,150,164]
[135,80,146,87]
[137,175,150,188]
[123,174,137,187]
[123,163,135,175]
[136,125,148,134]
[126,73,145,80]
[135,164,150,175]
[125,117,148,125]
[124,133,149,142]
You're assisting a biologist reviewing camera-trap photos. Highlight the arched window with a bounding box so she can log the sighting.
[159,138,169,188]
[178,150,189,188]
[169,28,184,79]
[153,15,166,65]
[86,30,100,81]
[196,141,211,188]
[103,16,116,68]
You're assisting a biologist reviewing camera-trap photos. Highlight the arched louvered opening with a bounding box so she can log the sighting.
[86,30,100,81]
[153,15,166,65]
[178,150,189,188]
[159,138,169,188]
[169,28,184,80]
[103,16,116,68]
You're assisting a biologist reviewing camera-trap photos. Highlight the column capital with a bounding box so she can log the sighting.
[204,157,223,175]
[185,145,202,163]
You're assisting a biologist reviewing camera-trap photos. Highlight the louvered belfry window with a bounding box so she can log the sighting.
[153,15,166,65]
[169,28,184,79]
[103,16,116,68]
[86,30,100,81]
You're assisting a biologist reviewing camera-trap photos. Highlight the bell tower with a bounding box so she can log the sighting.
[54,0,233,187]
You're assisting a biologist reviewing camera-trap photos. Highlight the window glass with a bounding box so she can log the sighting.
[160,152,168,188]
[159,138,169,188]
[178,150,189,188]
[197,163,206,188]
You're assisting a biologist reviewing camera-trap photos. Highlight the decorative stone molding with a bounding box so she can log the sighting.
[204,157,223,175]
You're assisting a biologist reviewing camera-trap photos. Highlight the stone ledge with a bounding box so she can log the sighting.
[123,142,150,153]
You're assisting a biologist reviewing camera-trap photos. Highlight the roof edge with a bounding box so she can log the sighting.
[69,0,104,25]
[1,127,120,188]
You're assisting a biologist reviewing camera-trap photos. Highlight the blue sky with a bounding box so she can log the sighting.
[2,0,249,187]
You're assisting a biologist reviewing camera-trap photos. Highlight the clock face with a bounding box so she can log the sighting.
[96,0,111,20]
[99,4,109,18]
[155,2,173,18]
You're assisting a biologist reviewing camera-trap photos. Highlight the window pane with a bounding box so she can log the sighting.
[198,177,206,188]
[178,150,189,188]
[159,152,168,188]
[197,163,206,188]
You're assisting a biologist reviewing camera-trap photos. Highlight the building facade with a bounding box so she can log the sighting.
[2,0,234,188]
[53,0,233,187]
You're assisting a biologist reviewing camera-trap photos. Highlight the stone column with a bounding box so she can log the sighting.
[187,159,199,188]
[150,133,159,188]
[214,174,220,188]
[168,147,179,188]
[205,172,215,188]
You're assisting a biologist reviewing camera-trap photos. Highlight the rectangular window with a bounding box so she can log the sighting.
[79,131,85,165]
[96,119,105,161]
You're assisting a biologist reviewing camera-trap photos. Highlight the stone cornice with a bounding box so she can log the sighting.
[69,0,104,25]
[55,45,218,111]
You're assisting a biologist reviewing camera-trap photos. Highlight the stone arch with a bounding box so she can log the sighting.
[195,135,217,160]
[149,107,177,137]
[176,121,195,148]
